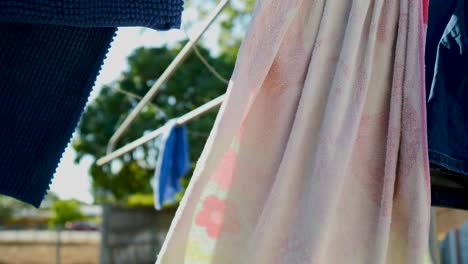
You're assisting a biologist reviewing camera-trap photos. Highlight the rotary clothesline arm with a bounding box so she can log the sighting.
[104,0,230,157]
[96,94,225,166]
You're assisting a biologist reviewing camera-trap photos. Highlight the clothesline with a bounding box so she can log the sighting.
[99,0,230,166]
[96,94,225,166]
[105,0,230,156]
[110,41,228,115]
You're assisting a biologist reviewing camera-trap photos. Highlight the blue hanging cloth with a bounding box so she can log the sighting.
[153,120,190,210]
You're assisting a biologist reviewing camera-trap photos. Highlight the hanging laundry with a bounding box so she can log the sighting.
[157,0,430,263]
[426,0,468,174]
[0,1,183,207]
[153,120,191,210]
[425,0,468,209]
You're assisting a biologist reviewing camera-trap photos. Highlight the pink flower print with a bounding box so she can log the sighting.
[211,147,237,190]
[195,196,240,239]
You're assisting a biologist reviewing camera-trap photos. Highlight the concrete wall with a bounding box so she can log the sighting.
[0,230,100,264]
[100,205,175,264]
[0,205,175,264]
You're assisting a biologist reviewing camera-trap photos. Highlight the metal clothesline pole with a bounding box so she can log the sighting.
[105,0,230,155]
[97,94,226,166]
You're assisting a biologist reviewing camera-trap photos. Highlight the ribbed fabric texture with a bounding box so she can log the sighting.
[0,1,183,207]
[0,0,183,30]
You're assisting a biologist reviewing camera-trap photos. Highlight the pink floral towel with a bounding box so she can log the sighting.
[157,0,430,263]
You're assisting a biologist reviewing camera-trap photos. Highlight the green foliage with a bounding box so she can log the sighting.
[74,44,235,204]
[49,200,85,227]
[0,197,20,223]
[0,195,36,224]
[126,193,154,207]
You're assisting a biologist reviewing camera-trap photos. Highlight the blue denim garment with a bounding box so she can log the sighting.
[426,0,468,175]
[427,0,468,209]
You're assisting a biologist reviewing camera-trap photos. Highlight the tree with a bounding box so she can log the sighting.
[0,192,59,227]
[0,196,17,225]
[74,44,234,204]
[49,199,85,264]
[49,200,85,227]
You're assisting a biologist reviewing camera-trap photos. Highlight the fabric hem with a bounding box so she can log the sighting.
[0,187,41,208]
[429,149,468,175]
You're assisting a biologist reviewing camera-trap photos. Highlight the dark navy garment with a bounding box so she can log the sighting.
[426,0,468,174]
[0,1,183,30]
[426,0,468,209]
[0,1,183,207]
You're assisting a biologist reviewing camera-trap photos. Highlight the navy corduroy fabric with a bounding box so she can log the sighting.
[0,1,183,30]
[0,1,183,207]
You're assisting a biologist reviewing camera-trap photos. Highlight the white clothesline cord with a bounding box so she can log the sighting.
[181,18,230,85]
[113,87,144,101]
[96,94,226,166]
[112,87,160,110]
[192,45,230,85]
[105,0,230,155]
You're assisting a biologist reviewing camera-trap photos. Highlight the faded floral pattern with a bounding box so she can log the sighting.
[210,148,237,190]
[157,0,430,263]
[195,195,240,239]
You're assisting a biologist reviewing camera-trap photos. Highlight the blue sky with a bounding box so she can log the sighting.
[50,8,222,203]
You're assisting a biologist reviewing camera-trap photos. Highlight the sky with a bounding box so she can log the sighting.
[50,8,222,204]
